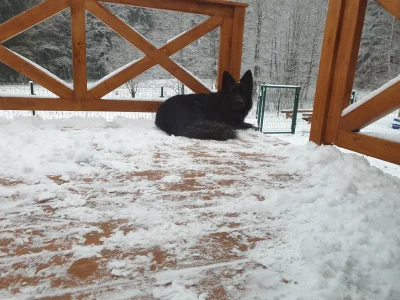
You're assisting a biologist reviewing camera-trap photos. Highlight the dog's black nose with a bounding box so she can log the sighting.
[236,99,245,109]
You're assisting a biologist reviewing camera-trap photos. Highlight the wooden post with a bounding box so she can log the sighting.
[310,0,367,145]
[71,0,88,101]
[309,0,345,145]
[217,6,246,90]
[229,7,246,82]
[217,17,233,90]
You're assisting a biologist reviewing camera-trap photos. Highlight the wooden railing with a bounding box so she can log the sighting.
[310,0,400,165]
[0,0,247,112]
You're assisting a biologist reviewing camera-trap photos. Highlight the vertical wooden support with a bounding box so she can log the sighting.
[217,17,233,90]
[229,7,246,82]
[320,0,367,144]
[309,0,345,144]
[71,0,88,101]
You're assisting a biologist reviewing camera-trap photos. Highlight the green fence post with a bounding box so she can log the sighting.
[291,86,301,134]
[30,81,36,116]
[256,86,261,128]
[259,85,267,132]
[256,85,263,122]
[350,90,356,104]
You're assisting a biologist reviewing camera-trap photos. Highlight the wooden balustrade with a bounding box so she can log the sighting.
[0,0,247,112]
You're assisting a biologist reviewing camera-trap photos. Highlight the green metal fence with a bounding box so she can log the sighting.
[256,84,301,134]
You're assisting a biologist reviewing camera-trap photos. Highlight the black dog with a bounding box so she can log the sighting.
[155,70,255,141]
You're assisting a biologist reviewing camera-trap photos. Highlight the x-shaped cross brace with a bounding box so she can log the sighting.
[85,0,221,98]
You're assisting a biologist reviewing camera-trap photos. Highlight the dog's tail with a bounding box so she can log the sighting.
[182,120,236,141]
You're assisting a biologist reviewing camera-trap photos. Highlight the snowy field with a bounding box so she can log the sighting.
[0,117,399,299]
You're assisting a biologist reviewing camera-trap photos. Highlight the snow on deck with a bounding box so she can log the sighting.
[0,117,399,299]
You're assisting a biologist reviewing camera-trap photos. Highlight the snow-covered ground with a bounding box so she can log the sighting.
[277,133,400,179]
[0,117,399,299]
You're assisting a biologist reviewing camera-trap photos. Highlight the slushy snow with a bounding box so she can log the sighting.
[0,117,399,299]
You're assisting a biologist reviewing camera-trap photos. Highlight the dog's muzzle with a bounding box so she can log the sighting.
[235,98,245,110]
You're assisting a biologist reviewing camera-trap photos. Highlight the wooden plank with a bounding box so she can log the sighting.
[80,100,161,112]
[323,0,368,144]
[163,16,223,56]
[375,0,400,19]
[0,46,74,99]
[340,81,400,131]
[217,18,233,90]
[99,0,235,17]
[0,97,162,112]
[336,130,400,165]
[89,16,223,98]
[309,0,345,145]
[86,0,211,94]
[229,7,246,81]
[0,97,79,111]
[0,0,70,43]
[71,0,89,100]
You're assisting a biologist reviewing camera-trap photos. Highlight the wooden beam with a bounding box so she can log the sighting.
[88,59,154,99]
[99,0,236,17]
[71,0,89,100]
[86,0,211,94]
[340,81,400,131]
[217,18,233,90]
[229,7,246,81]
[323,0,368,144]
[336,130,400,165]
[0,97,79,111]
[0,0,70,44]
[80,99,161,112]
[375,0,400,19]
[0,46,74,99]
[309,0,345,145]
[89,16,222,98]
[0,97,162,112]
[163,16,223,56]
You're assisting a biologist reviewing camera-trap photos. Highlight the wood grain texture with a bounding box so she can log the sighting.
[0,97,78,111]
[340,81,400,131]
[309,0,345,145]
[89,16,223,98]
[0,97,162,112]
[324,0,368,144]
[336,130,400,165]
[0,46,73,99]
[0,0,70,43]
[375,0,400,19]
[71,0,89,100]
[86,0,210,94]
[217,18,233,90]
[229,7,246,82]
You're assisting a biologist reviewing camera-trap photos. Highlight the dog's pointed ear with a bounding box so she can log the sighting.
[240,70,253,92]
[222,71,236,91]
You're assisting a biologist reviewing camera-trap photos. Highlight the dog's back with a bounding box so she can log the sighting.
[155,93,237,140]
[155,70,253,141]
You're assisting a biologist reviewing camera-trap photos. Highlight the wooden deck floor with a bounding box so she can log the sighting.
[0,128,297,299]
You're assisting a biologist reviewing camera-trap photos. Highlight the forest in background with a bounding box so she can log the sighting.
[0,0,399,105]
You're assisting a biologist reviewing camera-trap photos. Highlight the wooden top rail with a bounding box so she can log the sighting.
[100,0,247,17]
[0,0,248,113]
